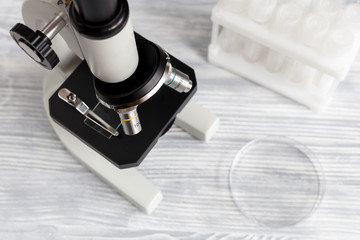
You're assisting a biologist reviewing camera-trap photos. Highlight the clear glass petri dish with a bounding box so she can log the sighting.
[229,135,325,228]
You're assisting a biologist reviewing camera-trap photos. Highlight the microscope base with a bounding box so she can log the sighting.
[41,35,218,214]
[43,69,162,214]
[175,100,219,142]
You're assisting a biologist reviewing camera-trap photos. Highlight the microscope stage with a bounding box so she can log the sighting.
[49,52,197,169]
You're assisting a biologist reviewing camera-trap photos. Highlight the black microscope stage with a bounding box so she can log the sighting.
[49,37,197,169]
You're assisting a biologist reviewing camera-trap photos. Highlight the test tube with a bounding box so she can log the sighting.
[287,61,317,84]
[272,3,302,36]
[323,28,354,57]
[265,50,285,72]
[290,0,313,12]
[313,74,335,96]
[301,13,329,48]
[248,0,278,23]
[221,0,248,13]
[242,38,266,62]
[315,0,342,18]
[220,29,242,53]
[340,4,360,33]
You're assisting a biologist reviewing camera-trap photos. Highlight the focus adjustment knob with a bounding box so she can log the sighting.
[10,23,59,70]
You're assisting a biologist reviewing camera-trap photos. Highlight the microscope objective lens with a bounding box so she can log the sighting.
[118,109,142,135]
[165,66,193,93]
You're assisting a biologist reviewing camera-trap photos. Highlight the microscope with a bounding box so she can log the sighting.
[9,0,219,213]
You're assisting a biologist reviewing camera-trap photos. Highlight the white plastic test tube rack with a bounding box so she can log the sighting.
[209,0,360,112]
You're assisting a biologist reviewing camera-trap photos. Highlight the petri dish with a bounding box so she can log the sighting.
[229,135,324,228]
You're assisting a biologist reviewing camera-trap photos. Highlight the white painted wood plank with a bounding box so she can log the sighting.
[1,0,360,239]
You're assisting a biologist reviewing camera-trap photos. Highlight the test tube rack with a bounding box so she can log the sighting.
[208,0,360,112]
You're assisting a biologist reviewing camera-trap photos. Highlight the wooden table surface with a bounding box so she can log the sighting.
[1,0,360,239]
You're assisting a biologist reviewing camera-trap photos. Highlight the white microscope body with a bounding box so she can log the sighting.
[19,0,161,214]
[12,0,219,214]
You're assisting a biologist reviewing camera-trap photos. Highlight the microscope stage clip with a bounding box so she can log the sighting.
[58,88,119,137]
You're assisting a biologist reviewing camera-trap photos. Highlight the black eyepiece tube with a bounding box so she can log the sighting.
[72,0,119,23]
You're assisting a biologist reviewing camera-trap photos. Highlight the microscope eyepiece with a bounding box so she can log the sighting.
[69,0,130,40]
[72,0,119,24]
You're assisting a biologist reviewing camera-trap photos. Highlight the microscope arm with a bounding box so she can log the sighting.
[42,36,162,214]
[43,35,218,213]
[11,0,219,213]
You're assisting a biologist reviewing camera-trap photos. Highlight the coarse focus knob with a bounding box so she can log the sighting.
[10,23,59,70]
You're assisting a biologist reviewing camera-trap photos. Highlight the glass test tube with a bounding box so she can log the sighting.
[272,3,302,36]
[220,29,241,53]
[265,50,285,72]
[315,0,342,18]
[221,0,248,13]
[290,0,313,12]
[287,61,317,84]
[301,13,329,48]
[265,3,302,73]
[313,74,335,96]
[242,38,266,62]
[341,4,360,33]
[248,0,278,23]
[323,28,354,57]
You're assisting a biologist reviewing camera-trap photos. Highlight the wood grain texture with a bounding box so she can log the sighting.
[1,0,360,239]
